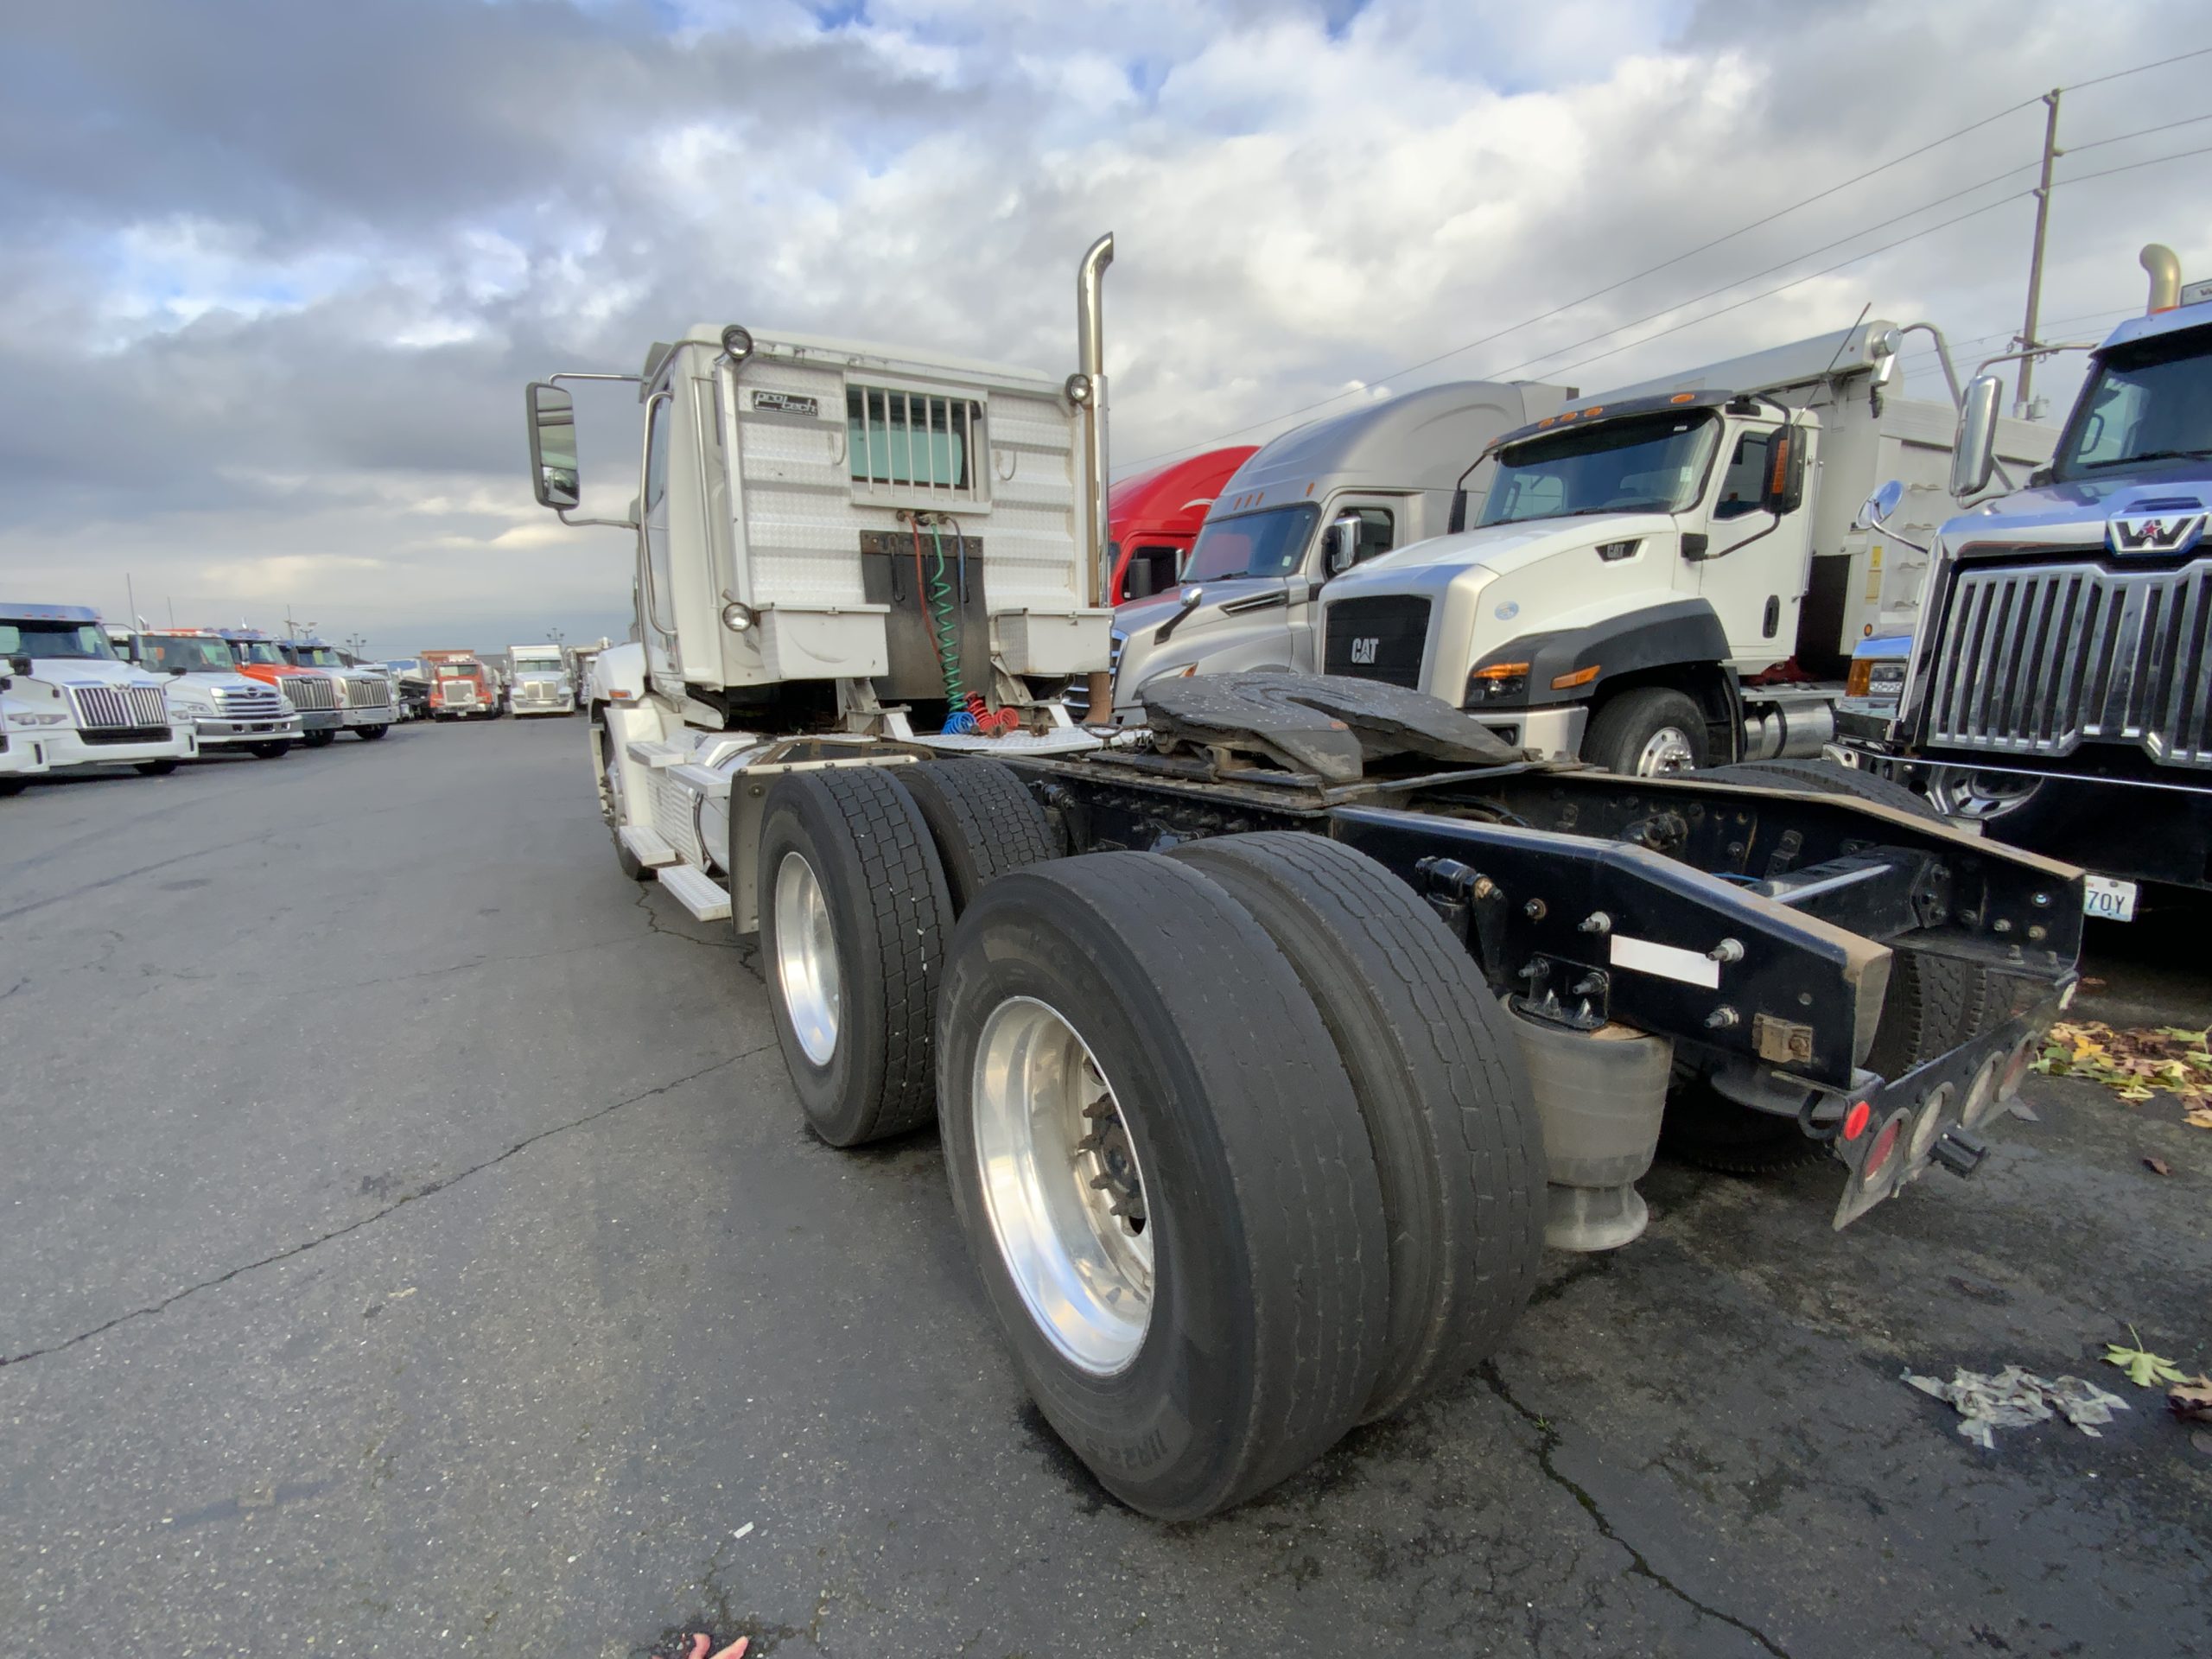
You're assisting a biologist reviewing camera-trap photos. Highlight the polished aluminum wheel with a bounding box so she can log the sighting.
[1928,766,2037,822]
[1634,725,1698,777]
[971,996,1153,1376]
[774,851,841,1066]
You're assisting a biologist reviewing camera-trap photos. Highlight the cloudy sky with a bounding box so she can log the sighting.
[3,0,2209,658]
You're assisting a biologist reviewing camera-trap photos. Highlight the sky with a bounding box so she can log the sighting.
[3,0,2209,659]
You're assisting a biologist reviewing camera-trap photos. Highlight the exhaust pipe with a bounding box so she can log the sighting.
[1077,232,1115,717]
[2141,243,2182,315]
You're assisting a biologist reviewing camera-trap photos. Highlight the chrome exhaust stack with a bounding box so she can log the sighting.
[2141,243,2181,315]
[1076,232,1116,718]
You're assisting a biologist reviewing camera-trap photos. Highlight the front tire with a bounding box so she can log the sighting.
[302,729,337,748]
[353,724,389,741]
[759,768,955,1146]
[135,758,180,776]
[250,741,292,760]
[1582,685,1709,777]
[938,852,1390,1519]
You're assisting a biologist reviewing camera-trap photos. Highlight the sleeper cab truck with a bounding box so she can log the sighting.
[519,236,2080,1524]
[277,637,397,739]
[1109,445,1259,602]
[1306,321,2054,775]
[125,628,302,758]
[218,628,342,747]
[421,650,497,719]
[0,602,195,779]
[1846,245,2212,917]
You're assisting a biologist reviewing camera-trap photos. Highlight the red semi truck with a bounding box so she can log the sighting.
[421,650,497,719]
[1108,446,1256,603]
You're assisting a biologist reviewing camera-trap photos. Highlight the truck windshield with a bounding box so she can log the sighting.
[1182,505,1320,582]
[289,646,344,667]
[1478,412,1720,527]
[0,621,118,659]
[140,635,235,673]
[231,640,283,665]
[2052,326,2212,479]
[436,664,476,678]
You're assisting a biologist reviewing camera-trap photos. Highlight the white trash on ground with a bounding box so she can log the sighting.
[1902,1364,2131,1449]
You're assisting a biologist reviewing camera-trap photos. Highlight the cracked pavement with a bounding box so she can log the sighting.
[3,719,2208,1657]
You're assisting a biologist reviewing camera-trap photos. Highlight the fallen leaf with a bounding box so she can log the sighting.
[2036,1020,2212,1125]
[2105,1326,2190,1389]
[2145,1157,2172,1176]
[2171,1376,2212,1424]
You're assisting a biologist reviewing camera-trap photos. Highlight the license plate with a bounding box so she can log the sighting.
[2083,874,2138,922]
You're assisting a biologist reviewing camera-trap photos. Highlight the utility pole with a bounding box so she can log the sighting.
[2017,89,2063,418]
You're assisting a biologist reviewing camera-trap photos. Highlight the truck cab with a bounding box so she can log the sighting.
[504,645,575,715]
[277,637,396,739]
[0,659,54,793]
[218,628,343,747]
[1313,325,2052,772]
[0,603,195,779]
[1108,445,1258,603]
[1108,382,1572,722]
[128,628,302,759]
[1852,248,2212,906]
[421,651,496,718]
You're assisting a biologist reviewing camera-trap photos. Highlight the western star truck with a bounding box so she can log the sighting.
[1107,380,1576,721]
[504,644,576,715]
[127,628,302,759]
[1109,445,1259,603]
[1306,323,2054,775]
[521,237,2079,1522]
[219,628,343,747]
[422,650,496,719]
[277,637,397,740]
[0,664,53,793]
[1845,245,2212,912]
[0,603,196,779]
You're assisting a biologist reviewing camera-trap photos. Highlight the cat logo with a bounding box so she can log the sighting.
[1349,637,1381,665]
[2107,502,2205,556]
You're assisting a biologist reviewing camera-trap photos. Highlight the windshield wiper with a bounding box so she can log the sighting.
[2075,447,2212,470]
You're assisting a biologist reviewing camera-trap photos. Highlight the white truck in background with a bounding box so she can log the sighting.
[277,637,397,740]
[124,627,303,759]
[1313,323,2055,773]
[504,644,576,715]
[0,667,53,793]
[0,603,197,780]
[1104,379,1575,721]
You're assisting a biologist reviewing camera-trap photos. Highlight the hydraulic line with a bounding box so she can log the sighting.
[925,520,969,721]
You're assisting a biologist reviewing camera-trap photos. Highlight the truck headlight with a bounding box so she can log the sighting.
[1846,658,1907,699]
[1465,662,1529,702]
[8,710,67,727]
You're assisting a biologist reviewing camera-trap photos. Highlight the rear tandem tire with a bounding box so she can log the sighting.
[936,852,1390,1519]
[892,760,1059,913]
[1169,832,1545,1421]
[759,767,955,1147]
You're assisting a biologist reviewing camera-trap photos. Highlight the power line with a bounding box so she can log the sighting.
[2051,140,2212,191]
[2059,44,2212,93]
[2063,109,2212,156]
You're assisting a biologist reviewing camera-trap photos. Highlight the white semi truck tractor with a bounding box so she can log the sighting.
[524,239,2082,1521]
[0,603,197,780]
[503,644,575,715]
[1299,326,2052,773]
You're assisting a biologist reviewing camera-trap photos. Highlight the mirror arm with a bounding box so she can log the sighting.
[556,508,642,531]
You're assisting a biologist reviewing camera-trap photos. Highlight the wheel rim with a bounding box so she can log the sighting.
[970,995,1153,1376]
[1634,725,1698,776]
[1929,767,2037,821]
[773,852,841,1067]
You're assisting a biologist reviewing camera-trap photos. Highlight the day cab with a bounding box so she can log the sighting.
[278,636,397,740]
[127,628,302,759]
[422,650,497,719]
[0,603,195,779]
[219,628,343,747]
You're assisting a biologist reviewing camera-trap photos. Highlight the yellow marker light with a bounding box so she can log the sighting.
[1669,392,1696,404]
[1550,664,1601,690]
[1471,662,1529,681]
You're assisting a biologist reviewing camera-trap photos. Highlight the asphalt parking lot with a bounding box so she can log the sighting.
[3,717,2209,1658]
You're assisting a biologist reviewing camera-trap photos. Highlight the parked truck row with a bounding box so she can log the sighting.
[523,234,2084,1521]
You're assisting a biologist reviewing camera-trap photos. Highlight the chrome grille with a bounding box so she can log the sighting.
[283,674,339,711]
[69,683,172,728]
[212,684,285,718]
[1924,555,2212,769]
[342,676,392,709]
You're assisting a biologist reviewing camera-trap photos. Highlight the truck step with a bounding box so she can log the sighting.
[657,862,733,922]
[618,824,679,868]
[625,739,689,769]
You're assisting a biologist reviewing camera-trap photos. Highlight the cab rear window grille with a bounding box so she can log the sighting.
[847,386,982,503]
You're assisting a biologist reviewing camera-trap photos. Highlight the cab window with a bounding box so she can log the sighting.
[1714,431,1771,519]
[1344,506,1394,563]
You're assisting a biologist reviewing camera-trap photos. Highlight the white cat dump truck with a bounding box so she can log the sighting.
[504,644,575,715]
[0,603,196,779]
[1304,326,2052,773]
[523,238,2081,1523]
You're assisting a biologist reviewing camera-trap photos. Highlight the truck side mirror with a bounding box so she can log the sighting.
[526,383,582,511]
[1759,427,1807,516]
[1854,478,1906,531]
[1950,374,2001,499]
[1323,514,1362,575]
[6,653,29,677]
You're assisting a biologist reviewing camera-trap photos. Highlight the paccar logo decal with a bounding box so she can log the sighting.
[1349,637,1380,664]
[750,390,819,418]
[2107,500,2206,556]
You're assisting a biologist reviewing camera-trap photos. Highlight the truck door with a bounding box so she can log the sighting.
[639,391,682,696]
[1694,423,1813,668]
[1297,501,1399,670]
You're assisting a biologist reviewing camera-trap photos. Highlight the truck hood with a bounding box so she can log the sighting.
[1944,461,2212,556]
[1115,575,1288,633]
[1323,512,1681,596]
[23,657,167,692]
[163,671,272,698]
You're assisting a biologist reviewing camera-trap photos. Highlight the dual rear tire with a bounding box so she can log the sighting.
[754,760,1544,1517]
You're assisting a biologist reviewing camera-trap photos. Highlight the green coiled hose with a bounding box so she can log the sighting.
[926,521,963,703]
